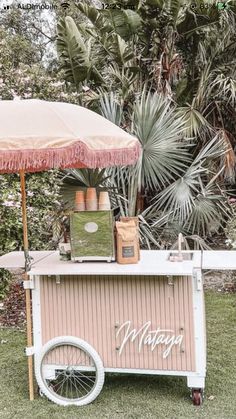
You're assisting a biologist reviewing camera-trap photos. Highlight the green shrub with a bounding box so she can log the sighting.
[0,269,12,300]
[0,171,62,254]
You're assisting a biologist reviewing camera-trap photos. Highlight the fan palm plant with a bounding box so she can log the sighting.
[132,90,190,190]
[57,1,236,247]
[149,134,231,235]
[101,90,231,246]
[102,89,190,208]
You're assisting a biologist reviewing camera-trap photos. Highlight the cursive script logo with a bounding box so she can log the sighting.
[116,321,184,359]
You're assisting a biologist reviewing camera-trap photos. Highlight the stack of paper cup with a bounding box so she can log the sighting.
[75,191,85,211]
[86,188,98,211]
[98,191,111,210]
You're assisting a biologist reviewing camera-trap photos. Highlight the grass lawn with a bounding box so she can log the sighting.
[0,291,236,419]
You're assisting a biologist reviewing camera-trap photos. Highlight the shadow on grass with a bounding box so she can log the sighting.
[104,373,188,396]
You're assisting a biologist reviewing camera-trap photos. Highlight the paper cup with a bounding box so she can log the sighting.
[86,199,98,211]
[98,203,111,211]
[75,191,85,210]
[75,190,85,203]
[86,188,97,201]
[75,202,85,211]
[98,191,111,210]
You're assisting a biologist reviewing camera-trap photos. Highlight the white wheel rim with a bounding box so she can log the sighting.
[41,342,98,402]
[35,336,104,406]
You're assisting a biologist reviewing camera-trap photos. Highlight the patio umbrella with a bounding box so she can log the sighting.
[0,99,141,400]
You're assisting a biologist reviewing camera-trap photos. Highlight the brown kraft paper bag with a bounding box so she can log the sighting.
[116,220,139,264]
[120,216,140,261]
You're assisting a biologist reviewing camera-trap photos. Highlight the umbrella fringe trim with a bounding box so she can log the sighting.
[0,141,141,172]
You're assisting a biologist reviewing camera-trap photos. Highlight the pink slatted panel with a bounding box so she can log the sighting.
[40,275,195,372]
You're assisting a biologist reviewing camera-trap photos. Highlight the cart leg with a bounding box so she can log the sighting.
[191,388,203,406]
[187,376,205,389]
[187,377,204,406]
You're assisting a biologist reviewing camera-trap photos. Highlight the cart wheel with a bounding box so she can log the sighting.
[191,388,203,406]
[35,336,104,406]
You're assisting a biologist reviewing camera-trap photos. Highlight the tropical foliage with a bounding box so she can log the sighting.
[0,269,12,301]
[56,0,236,247]
[0,6,78,255]
[0,172,62,255]
[0,1,236,251]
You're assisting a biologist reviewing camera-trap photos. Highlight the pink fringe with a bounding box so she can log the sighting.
[0,141,141,173]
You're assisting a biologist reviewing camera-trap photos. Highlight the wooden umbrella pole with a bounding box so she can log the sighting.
[20,170,34,401]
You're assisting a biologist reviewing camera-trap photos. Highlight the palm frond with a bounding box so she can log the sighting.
[184,191,229,236]
[194,131,229,163]
[61,168,109,188]
[105,168,160,248]
[207,72,236,107]
[171,234,211,250]
[98,91,122,125]
[215,129,236,183]
[132,90,190,189]
[107,63,139,99]
[176,106,212,139]
[148,133,230,230]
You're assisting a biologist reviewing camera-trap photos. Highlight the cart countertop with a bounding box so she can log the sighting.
[202,250,236,270]
[1,250,236,275]
[0,251,56,269]
[0,250,202,276]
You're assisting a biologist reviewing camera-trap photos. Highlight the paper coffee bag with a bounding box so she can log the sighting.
[116,220,139,264]
[120,216,140,261]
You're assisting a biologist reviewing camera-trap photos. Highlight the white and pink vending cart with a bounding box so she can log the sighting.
[0,249,207,406]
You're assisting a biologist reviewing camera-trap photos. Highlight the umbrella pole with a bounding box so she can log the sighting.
[20,170,34,401]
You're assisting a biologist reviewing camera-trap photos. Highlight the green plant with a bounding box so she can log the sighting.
[149,134,231,236]
[60,168,111,208]
[104,90,231,247]
[55,3,236,247]
[0,171,62,254]
[0,269,12,300]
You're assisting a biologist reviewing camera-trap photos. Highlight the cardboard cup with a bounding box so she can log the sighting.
[75,202,85,211]
[75,191,85,203]
[99,203,111,210]
[99,192,110,210]
[86,199,98,211]
[86,188,97,201]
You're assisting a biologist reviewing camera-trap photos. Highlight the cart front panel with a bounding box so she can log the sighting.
[40,275,195,372]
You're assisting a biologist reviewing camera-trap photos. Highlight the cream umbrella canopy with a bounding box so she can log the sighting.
[0,99,141,400]
[0,99,140,266]
[0,99,140,173]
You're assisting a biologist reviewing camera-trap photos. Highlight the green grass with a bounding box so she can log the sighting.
[0,291,236,419]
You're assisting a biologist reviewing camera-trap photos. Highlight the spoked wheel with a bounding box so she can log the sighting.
[191,388,203,406]
[35,336,104,406]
